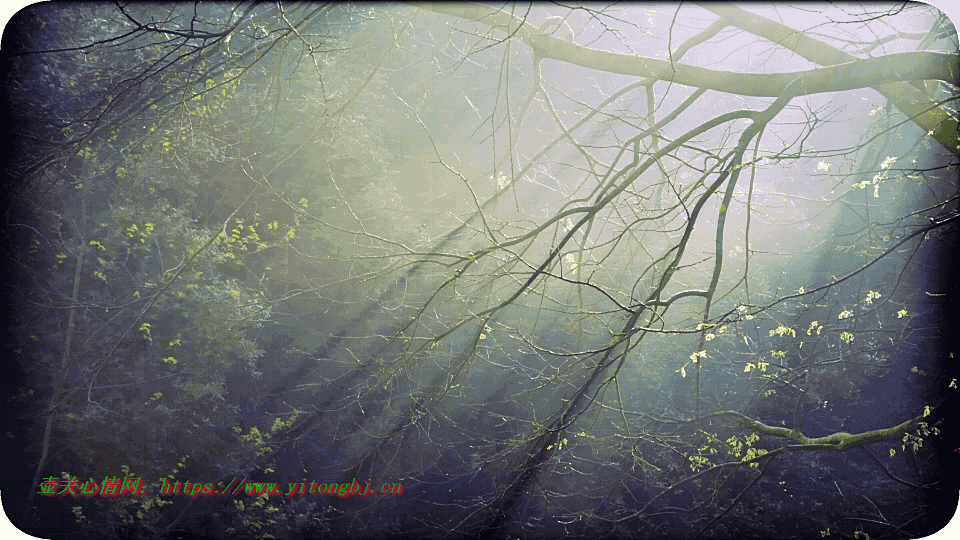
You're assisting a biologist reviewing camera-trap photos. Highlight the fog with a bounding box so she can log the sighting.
[4,3,959,539]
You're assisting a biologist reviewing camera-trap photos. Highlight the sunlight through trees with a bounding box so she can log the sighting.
[4,3,958,539]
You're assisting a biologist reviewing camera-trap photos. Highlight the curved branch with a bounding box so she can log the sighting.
[707,410,926,452]
[694,2,959,157]
[648,289,709,307]
[406,3,958,97]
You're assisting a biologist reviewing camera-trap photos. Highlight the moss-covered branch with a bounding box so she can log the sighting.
[707,410,925,452]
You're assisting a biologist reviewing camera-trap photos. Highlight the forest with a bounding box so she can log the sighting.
[2,2,959,539]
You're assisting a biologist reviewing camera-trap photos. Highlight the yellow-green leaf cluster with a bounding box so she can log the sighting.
[769,323,796,338]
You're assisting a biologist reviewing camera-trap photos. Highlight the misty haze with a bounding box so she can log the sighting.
[3,3,959,539]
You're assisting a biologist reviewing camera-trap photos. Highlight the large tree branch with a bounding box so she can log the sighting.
[408,3,957,95]
[693,3,959,156]
[407,2,959,156]
[707,410,926,452]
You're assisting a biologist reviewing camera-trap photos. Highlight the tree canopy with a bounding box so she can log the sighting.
[3,3,959,539]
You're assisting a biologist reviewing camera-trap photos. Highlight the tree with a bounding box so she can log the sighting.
[4,3,958,539]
